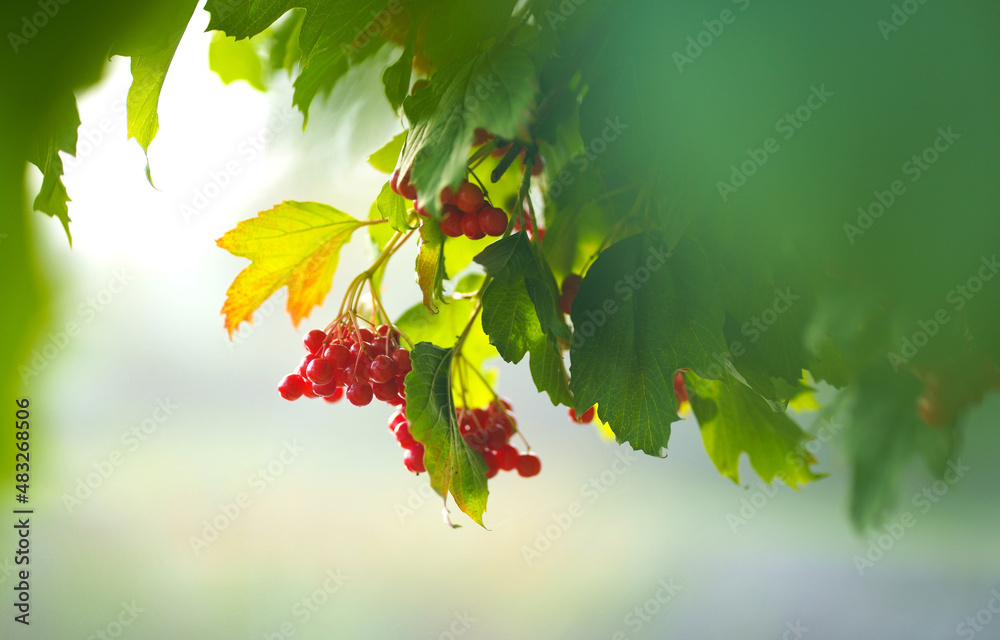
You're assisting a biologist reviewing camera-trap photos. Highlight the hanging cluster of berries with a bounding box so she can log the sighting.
[386,399,541,477]
[278,325,543,479]
[390,168,509,240]
[278,325,411,407]
[459,400,541,477]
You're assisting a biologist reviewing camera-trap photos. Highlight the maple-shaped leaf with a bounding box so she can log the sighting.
[405,342,489,526]
[687,372,824,489]
[205,0,387,120]
[117,0,199,168]
[217,201,370,335]
[400,44,536,215]
[569,234,729,455]
[26,91,79,244]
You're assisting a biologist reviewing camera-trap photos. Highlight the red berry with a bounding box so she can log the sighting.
[395,422,416,449]
[472,128,492,146]
[392,348,412,374]
[348,356,372,381]
[370,355,397,384]
[278,374,307,400]
[492,141,512,158]
[562,273,582,296]
[390,168,401,195]
[334,367,353,387]
[673,372,688,405]
[346,381,373,406]
[440,185,457,206]
[496,445,519,471]
[322,387,344,403]
[410,79,429,95]
[559,273,582,314]
[478,206,507,236]
[373,378,399,402]
[389,411,407,432]
[303,329,327,354]
[485,425,507,450]
[482,450,499,478]
[297,354,314,377]
[412,51,430,75]
[403,444,425,473]
[323,344,351,369]
[568,406,594,423]
[306,358,335,385]
[312,379,341,397]
[516,453,541,477]
[530,155,544,176]
[462,211,485,240]
[455,181,484,214]
[398,170,418,201]
[439,205,465,238]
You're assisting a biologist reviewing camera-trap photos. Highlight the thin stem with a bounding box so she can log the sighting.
[503,158,535,237]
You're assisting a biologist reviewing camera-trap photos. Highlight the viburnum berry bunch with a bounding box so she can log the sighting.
[278,323,411,408]
[390,167,509,240]
[387,399,541,478]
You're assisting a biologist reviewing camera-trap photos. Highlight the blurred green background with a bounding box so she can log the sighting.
[2,3,1000,639]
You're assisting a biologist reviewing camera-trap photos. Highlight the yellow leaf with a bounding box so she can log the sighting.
[217,201,368,336]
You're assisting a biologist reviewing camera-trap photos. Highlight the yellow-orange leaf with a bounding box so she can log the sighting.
[217,201,367,336]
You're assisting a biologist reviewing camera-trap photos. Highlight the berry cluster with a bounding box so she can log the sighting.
[389,399,541,477]
[460,400,541,477]
[278,325,411,408]
[390,168,509,240]
[279,326,543,480]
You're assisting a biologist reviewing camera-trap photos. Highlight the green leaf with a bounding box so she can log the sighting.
[478,252,573,406]
[123,1,198,160]
[368,130,407,174]
[840,368,959,530]
[569,235,729,455]
[405,343,489,527]
[475,232,569,342]
[422,0,518,69]
[687,372,824,489]
[376,181,412,232]
[400,44,536,215]
[528,337,572,407]
[396,296,496,409]
[206,0,388,120]
[267,9,304,75]
[481,279,543,364]
[209,31,267,91]
[475,231,535,284]
[415,220,446,312]
[26,91,79,243]
[381,45,412,112]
